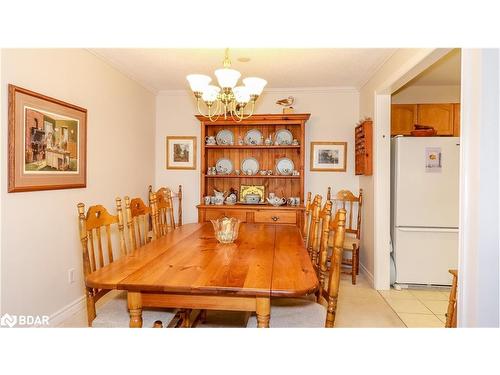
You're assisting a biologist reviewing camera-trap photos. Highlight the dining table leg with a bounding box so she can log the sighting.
[256,297,270,328]
[128,291,143,328]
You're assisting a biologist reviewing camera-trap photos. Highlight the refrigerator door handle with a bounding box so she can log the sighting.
[398,227,459,233]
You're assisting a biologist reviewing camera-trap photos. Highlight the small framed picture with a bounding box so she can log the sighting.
[310,141,347,172]
[8,84,87,192]
[166,136,197,170]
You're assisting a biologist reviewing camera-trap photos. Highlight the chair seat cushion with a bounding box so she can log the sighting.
[343,235,359,251]
[92,292,176,328]
[247,297,326,328]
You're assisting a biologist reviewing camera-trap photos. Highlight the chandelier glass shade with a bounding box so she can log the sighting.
[186,49,267,122]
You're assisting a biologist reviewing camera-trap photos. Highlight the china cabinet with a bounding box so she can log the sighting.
[196,113,310,228]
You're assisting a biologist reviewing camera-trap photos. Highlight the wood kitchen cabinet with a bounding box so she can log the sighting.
[417,103,454,135]
[391,104,417,136]
[391,103,460,136]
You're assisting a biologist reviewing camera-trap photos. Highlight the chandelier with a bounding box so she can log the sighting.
[186,49,267,122]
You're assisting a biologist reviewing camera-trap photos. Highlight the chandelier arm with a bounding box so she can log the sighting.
[196,99,212,119]
[240,101,256,120]
[208,100,221,122]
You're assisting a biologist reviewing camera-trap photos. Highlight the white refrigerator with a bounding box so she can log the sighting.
[391,136,460,286]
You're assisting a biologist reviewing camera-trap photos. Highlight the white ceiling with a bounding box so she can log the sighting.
[408,49,461,86]
[90,48,396,92]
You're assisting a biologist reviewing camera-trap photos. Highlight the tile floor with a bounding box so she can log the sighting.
[379,286,450,328]
[57,274,451,328]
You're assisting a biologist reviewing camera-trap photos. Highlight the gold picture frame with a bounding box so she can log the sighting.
[239,185,265,203]
[166,136,197,170]
[310,141,347,172]
[8,84,87,192]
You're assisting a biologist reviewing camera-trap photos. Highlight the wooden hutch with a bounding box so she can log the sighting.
[196,113,310,228]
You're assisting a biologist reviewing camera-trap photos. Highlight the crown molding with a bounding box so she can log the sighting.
[86,49,158,94]
[157,86,359,97]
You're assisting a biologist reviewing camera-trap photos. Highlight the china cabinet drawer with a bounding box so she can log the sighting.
[204,209,247,222]
[254,210,296,224]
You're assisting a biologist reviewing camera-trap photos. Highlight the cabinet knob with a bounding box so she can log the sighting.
[272,216,279,221]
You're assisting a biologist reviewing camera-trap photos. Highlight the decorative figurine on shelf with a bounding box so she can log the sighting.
[238,136,244,145]
[276,96,295,114]
[292,139,299,146]
[205,135,216,145]
[264,134,273,146]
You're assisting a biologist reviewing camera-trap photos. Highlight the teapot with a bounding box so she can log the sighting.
[266,195,286,206]
[213,189,226,205]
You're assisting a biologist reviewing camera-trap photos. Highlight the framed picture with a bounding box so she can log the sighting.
[166,136,197,170]
[8,84,87,192]
[310,141,347,172]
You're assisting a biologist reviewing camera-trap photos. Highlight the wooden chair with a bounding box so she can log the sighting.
[306,195,322,264]
[445,269,458,328]
[149,185,183,236]
[331,189,363,284]
[125,196,155,251]
[77,200,175,327]
[303,192,313,244]
[246,208,346,328]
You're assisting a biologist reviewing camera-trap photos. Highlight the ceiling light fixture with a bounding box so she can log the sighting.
[186,48,267,122]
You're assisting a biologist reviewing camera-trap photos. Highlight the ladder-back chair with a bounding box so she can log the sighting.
[77,200,174,327]
[331,189,363,284]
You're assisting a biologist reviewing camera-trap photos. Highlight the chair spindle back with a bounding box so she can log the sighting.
[307,195,322,263]
[125,196,153,251]
[78,200,127,276]
[303,192,313,242]
[331,189,363,238]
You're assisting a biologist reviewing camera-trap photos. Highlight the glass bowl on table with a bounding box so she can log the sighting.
[211,217,241,244]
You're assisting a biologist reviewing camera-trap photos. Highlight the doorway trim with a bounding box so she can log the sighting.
[372,49,454,290]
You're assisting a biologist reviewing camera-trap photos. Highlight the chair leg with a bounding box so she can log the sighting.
[351,244,358,285]
[85,289,96,327]
[356,246,360,275]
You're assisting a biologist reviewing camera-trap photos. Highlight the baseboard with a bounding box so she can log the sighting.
[359,262,374,288]
[48,295,85,327]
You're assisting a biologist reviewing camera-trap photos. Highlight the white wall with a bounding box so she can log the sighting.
[0,49,156,322]
[458,49,499,327]
[392,85,461,104]
[155,88,360,224]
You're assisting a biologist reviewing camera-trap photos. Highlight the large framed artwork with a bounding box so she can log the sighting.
[310,141,347,172]
[8,84,87,192]
[166,136,197,170]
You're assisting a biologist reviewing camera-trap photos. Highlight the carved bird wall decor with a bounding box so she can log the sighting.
[276,96,295,108]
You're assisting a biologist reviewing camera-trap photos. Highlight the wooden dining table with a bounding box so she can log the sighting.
[85,222,318,327]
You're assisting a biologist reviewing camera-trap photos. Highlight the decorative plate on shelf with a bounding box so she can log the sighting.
[244,129,263,145]
[241,157,260,175]
[216,129,234,145]
[275,129,293,145]
[276,157,295,175]
[215,158,233,174]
